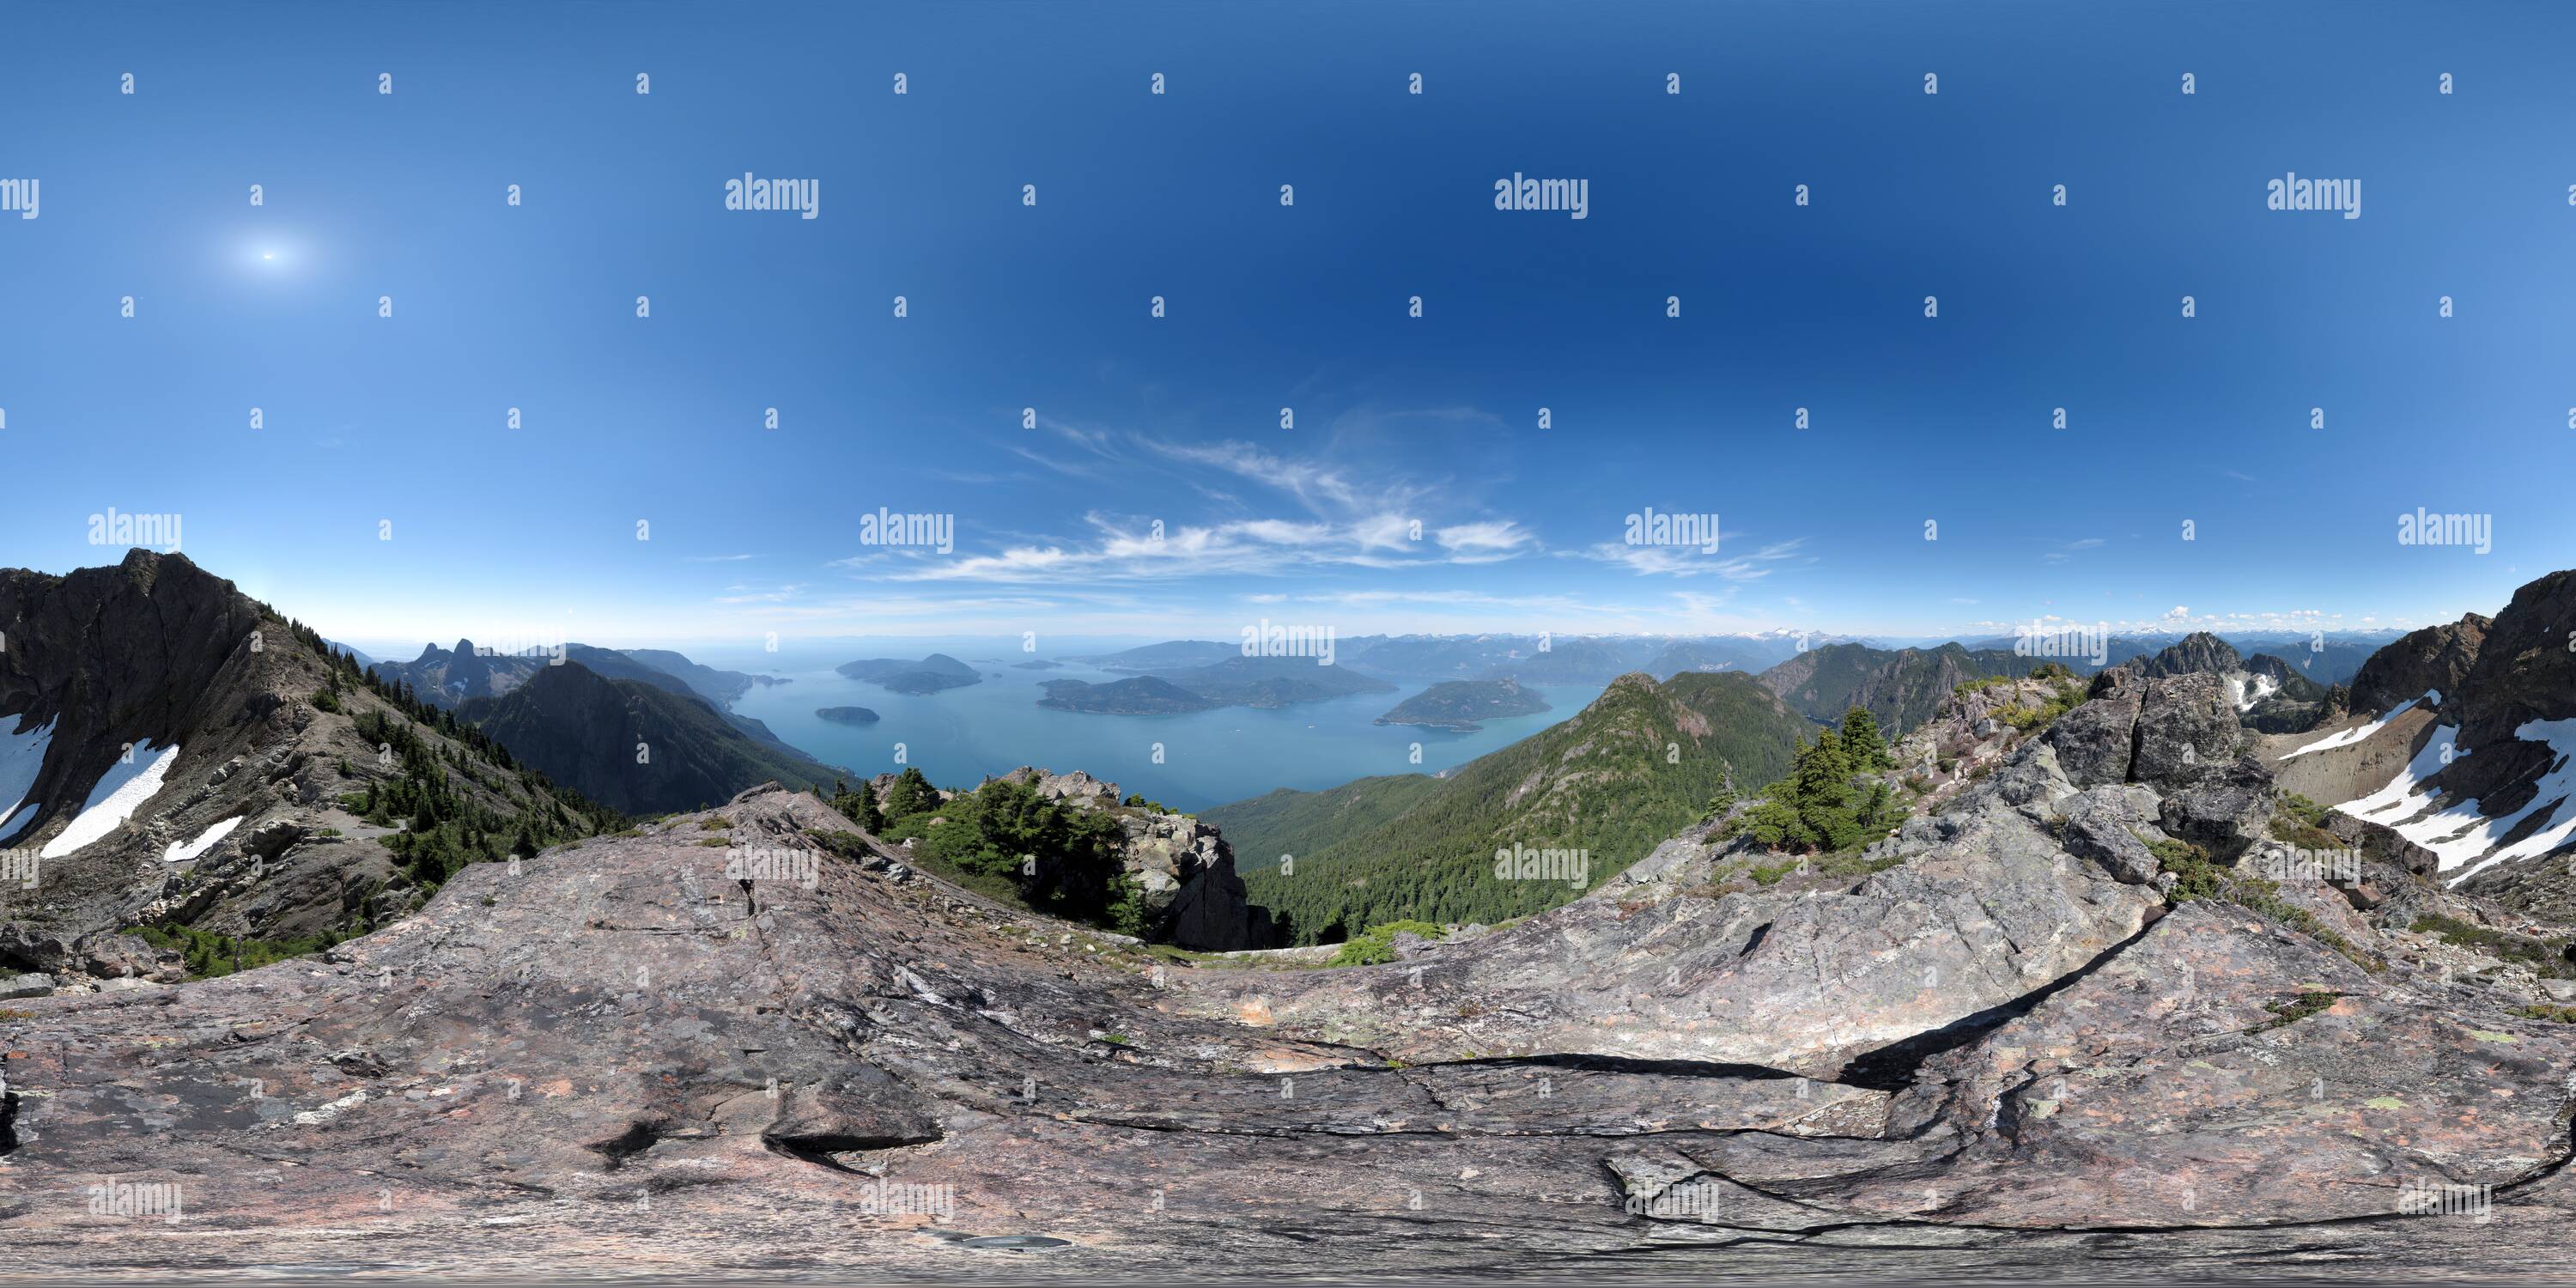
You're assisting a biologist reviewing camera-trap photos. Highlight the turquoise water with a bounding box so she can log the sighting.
[720,653,1602,812]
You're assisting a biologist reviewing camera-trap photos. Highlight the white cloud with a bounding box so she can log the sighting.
[1577,537,1806,580]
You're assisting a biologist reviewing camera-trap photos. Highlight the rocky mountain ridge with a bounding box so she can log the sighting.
[0,551,614,988]
[456,661,851,816]
[10,641,2576,1274]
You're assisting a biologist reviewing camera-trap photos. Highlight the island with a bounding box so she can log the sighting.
[815,706,881,725]
[1374,677,1550,732]
[1011,659,1065,671]
[1034,658,1396,714]
[835,653,983,695]
[1036,676,1220,714]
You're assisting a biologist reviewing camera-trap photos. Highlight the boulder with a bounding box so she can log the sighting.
[2159,755,2276,860]
[2057,785,2166,884]
[244,817,305,860]
[2045,666,2144,787]
[0,971,55,999]
[2129,672,2245,790]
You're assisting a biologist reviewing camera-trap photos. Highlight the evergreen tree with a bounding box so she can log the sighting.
[1838,707,1895,772]
[830,779,885,832]
[1703,760,1738,821]
[1794,729,1851,809]
[879,768,939,821]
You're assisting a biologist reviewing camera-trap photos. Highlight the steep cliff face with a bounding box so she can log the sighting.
[0,552,609,980]
[2348,613,2489,716]
[2263,574,2576,919]
[0,550,276,849]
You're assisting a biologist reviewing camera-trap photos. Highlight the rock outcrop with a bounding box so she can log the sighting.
[9,722,2576,1278]
[2133,630,2243,678]
[11,600,2576,1285]
[2277,574,2576,919]
[2348,613,2489,717]
[0,551,613,986]
[965,766,1270,951]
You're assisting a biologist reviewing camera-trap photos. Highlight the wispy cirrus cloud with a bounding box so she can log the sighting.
[1575,537,1808,580]
[848,511,1515,584]
[838,419,1538,584]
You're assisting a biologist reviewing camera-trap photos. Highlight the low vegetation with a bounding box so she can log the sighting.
[2409,914,2576,979]
[1991,665,2089,732]
[871,769,1153,936]
[1724,708,1904,855]
[126,921,351,980]
[2154,838,2380,972]
[2249,990,2342,1033]
[1328,920,1447,967]
[2269,793,2341,849]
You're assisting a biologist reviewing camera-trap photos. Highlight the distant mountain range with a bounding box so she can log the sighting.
[371,640,831,805]
[369,640,787,712]
[1759,642,2057,734]
[1057,628,2389,696]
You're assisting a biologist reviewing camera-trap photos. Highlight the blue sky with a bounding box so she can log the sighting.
[2,0,2569,653]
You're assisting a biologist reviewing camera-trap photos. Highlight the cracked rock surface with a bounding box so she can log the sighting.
[5,737,2576,1277]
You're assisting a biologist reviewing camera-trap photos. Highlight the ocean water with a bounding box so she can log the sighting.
[718,653,1602,812]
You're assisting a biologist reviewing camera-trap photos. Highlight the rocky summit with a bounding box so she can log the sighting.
[9,588,2576,1279]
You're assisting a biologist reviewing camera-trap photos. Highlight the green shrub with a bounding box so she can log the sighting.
[2411,914,2575,977]
[2154,837,2377,971]
[1329,920,1447,967]
[125,921,346,980]
[2249,990,2342,1033]
[1719,720,1905,857]
[877,777,1133,924]
[2269,793,2340,848]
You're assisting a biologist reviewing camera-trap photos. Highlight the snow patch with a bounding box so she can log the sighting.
[39,742,181,860]
[164,815,244,865]
[0,715,58,835]
[2286,692,2430,759]
[2336,719,2576,885]
[2226,671,2280,713]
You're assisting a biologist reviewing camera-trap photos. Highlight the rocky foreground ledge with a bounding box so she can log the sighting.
[4,733,2576,1278]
